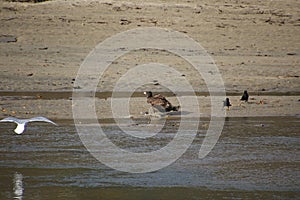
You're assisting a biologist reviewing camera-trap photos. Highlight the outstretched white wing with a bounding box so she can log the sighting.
[28,117,57,126]
[0,117,21,124]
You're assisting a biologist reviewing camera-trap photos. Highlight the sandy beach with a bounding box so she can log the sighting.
[0,0,299,119]
[0,0,300,118]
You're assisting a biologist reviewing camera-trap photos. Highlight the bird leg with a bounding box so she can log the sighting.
[148,107,155,115]
[148,107,163,118]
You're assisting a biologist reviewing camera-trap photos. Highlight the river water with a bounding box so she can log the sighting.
[0,116,299,199]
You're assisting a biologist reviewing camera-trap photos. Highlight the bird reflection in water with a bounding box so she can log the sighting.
[13,172,24,200]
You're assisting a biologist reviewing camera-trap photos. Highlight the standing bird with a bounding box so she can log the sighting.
[240,90,249,102]
[223,98,232,110]
[144,91,180,113]
[0,116,57,134]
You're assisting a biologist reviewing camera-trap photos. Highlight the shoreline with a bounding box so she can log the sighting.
[1,95,299,120]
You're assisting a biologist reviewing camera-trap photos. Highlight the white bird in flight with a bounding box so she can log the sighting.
[0,116,57,134]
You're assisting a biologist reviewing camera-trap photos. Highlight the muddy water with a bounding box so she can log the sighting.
[0,117,299,199]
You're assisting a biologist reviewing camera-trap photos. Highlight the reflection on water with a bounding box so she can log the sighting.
[13,172,23,200]
[0,116,299,199]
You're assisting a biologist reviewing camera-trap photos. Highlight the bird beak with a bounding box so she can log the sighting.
[143,92,146,95]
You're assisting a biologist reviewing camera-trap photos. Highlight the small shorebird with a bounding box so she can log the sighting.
[240,90,249,102]
[0,116,57,134]
[223,98,232,110]
[144,91,180,113]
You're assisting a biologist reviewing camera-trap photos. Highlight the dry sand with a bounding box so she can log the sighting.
[0,0,299,119]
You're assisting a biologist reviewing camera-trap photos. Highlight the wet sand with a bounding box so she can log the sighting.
[0,117,299,199]
[1,93,300,119]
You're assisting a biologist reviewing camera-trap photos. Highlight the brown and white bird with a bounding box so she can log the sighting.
[144,91,180,113]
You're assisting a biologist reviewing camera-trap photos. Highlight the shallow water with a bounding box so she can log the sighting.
[0,117,299,199]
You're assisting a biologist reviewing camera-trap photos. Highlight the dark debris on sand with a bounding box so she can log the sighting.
[0,35,17,43]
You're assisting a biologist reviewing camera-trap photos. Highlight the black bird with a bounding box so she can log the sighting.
[144,91,180,112]
[223,98,232,110]
[241,90,249,102]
